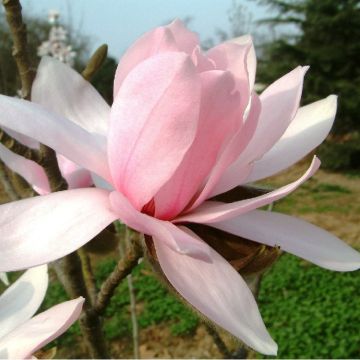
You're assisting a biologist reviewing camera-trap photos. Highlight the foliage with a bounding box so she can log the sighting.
[257,253,360,359]
[318,134,360,171]
[254,0,360,134]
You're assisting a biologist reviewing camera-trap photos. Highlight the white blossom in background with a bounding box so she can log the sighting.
[38,10,76,67]
[0,273,8,286]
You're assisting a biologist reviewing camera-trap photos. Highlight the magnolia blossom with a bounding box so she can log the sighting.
[0,265,84,359]
[0,20,359,355]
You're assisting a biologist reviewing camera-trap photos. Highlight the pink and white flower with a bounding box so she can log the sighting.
[0,265,84,359]
[0,20,359,355]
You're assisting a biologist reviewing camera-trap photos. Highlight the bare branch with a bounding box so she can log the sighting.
[2,0,35,99]
[95,237,143,315]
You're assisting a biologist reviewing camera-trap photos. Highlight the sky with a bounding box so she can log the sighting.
[20,0,270,59]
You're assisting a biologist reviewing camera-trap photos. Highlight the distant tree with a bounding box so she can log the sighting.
[254,0,360,134]
[0,11,89,96]
[202,1,260,49]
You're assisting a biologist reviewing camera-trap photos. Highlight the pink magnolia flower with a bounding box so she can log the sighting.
[0,265,84,359]
[0,20,359,354]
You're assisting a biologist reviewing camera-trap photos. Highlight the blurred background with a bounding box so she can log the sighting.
[0,0,359,358]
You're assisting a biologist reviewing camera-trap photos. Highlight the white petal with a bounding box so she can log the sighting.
[0,144,50,195]
[153,228,277,355]
[32,57,110,136]
[0,95,110,181]
[0,273,9,286]
[0,265,48,338]
[0,188,118,272]
[246,95,337,182]
[211,210,360,271]
[0,297,84,359]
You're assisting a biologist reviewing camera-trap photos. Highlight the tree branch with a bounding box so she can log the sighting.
[0,128,41,162]
[204,323,232,358]
[78,248,97,306]
[52,252,109,359]
[0,159,19,201]
[2,0,35,99]
[95,237,143,315]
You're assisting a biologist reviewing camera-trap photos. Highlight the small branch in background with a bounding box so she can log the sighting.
[95,236,143,315]
[0,128,42,163]
[82,44,108,81]
[0,159,19,201]
[2,0,35,99]
[120,227,140,359]
[52,252,109,359]
[204,323,232,359]
[38,144,67,192]
[78,248,97,306]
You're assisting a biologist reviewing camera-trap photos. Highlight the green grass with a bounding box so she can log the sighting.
[257,254,360,359]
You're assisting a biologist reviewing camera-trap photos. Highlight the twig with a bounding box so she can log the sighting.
[52,252,109,359]
[0,128,41,162]
[122,228,140,359]
[2,0,35,99]
[78,248,97,306]
[82,44,108,81]
[95,238,143,315]
[38,144,67,192]
[0,159,19,201]
[204,323,232,358]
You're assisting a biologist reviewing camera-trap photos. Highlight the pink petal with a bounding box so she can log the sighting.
[0,265,48,339]
[211,210,360,271]
[207,40,251,112]
[109,191,211,260]
[0,297,84,359]
[190,94,261,206]
[109,52,201,210]
[113,19,199,98]
[0,96,111,181]
[191,46,216,72]
[32,57,110,136]
[167,19,200,54]
[113,26,178,98]
[212,66,309,193]
[246,95,338,182]
[153,227,277,355]
[0,188,118,272]
[227,35,257,91]
[0,144,50,195]
[239,66,309,163]
[176,156,320,224]
[56,154,92,189]
[154,70,240,219]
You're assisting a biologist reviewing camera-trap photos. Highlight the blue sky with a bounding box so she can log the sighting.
[20,0,270,59]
